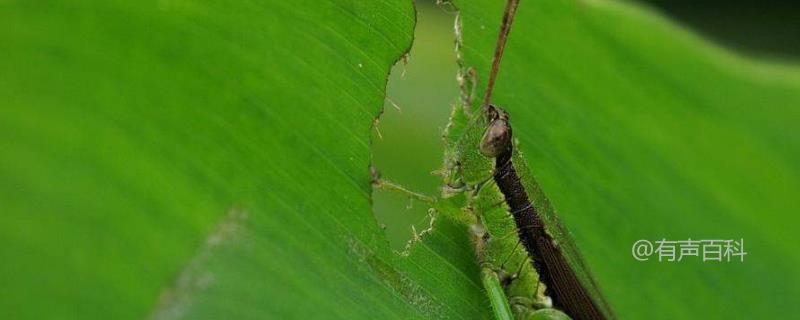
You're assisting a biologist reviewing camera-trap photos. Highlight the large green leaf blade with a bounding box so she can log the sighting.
[0,1,490,319]
[453,0,800,318]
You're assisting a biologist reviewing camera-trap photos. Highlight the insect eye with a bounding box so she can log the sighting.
[479,118,511,157]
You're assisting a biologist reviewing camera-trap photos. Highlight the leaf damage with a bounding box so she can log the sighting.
[150,207,248,320]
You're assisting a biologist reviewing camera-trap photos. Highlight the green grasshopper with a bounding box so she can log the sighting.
[375,98,585,320]
[374,98,569,320]
[441,99,579,320]
[374,0,613,318]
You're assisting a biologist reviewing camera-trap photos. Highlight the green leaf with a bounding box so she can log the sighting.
[452,0,800,318]
[5,0,800,319]
[0,1,491,319]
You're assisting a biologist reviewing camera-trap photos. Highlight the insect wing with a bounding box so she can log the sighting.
[511,150,615,319]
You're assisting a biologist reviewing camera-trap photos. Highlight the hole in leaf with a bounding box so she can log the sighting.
[371,0,459,250]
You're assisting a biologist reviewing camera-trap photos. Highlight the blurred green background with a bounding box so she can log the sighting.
[371,0,800,249]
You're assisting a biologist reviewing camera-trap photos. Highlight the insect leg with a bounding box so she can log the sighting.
[481,267,515,320]
[371,169,436,204]
[499,238,523,270]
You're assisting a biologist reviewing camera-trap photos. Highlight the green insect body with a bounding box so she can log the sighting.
[375,102,577,320]
[441,101,567,320]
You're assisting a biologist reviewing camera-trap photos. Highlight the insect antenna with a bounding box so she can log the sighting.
[481,0,520,114]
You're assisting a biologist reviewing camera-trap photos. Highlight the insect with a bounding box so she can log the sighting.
[374,0,615,318]
[474,0,615,318]
[479,105,614,320]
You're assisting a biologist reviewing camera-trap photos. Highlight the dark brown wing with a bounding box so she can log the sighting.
[494,147,614,319]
